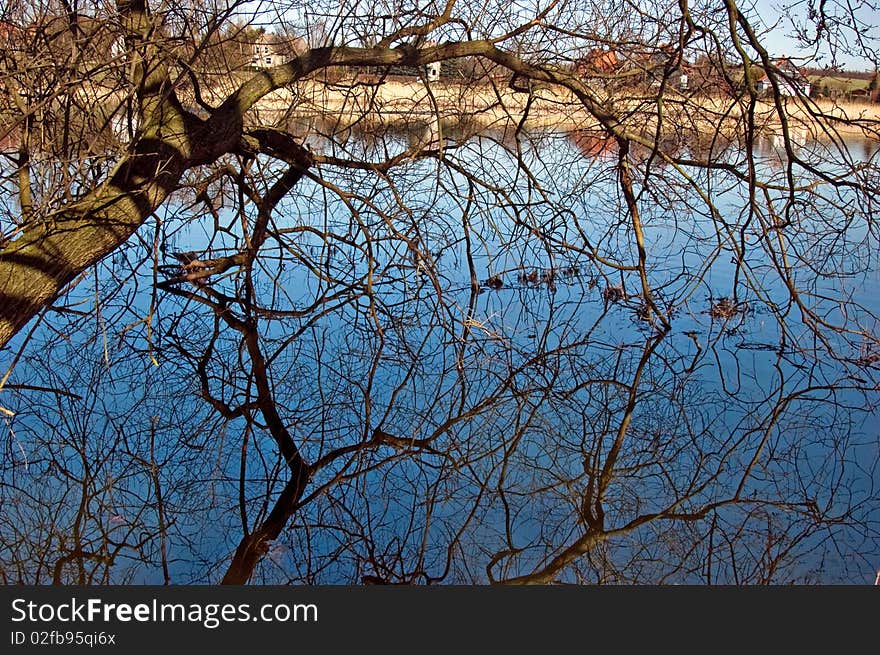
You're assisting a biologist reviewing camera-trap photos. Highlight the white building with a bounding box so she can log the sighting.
[756,58,811,97]
[251,35,286,69]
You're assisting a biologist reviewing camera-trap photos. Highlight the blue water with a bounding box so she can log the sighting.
[1,123,878,584]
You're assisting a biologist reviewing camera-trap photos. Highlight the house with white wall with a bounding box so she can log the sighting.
[250,34,286,69]
[756,57,811,97]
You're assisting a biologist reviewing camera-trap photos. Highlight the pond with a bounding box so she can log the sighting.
[1,119,878,584]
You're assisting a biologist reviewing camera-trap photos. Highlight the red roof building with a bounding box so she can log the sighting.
[756,57,812,97]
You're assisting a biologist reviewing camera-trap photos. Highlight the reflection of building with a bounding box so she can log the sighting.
[756,58,811,97]
[569,130,616,159]
[0,129,17,154]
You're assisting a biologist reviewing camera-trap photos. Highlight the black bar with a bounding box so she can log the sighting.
[1,585,876,652]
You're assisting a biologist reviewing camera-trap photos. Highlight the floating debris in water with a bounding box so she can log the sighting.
[708,296,740,319]
[602,285,626,303]
[856,340,880,366]
[483,275,504,291]
[519,269,539,285]
[517,265,581,289]
[735,341,782,352]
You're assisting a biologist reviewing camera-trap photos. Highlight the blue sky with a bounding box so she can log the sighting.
[750,0,879,70]
[242,0,879,71]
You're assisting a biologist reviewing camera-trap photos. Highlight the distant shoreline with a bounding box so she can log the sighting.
[243,78,880,142]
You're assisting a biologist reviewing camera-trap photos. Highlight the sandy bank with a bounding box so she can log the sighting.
[244,79,880,142]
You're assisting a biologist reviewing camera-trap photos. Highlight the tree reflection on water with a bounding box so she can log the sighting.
[1,119,878,585]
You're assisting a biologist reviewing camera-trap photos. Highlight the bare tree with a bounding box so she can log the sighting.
[1,0,879,584]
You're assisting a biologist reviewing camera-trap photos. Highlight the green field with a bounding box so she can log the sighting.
[810,75,872,98]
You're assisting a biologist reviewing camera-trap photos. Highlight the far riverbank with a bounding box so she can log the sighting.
[240,78,880,143]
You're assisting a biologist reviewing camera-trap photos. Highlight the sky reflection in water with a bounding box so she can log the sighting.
[2,122,878,584]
